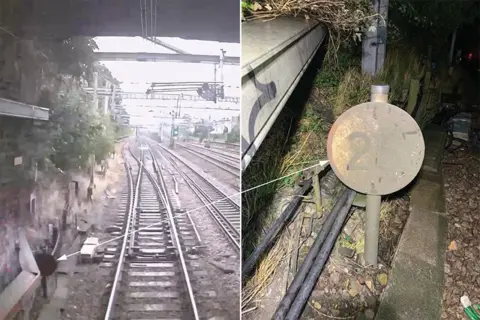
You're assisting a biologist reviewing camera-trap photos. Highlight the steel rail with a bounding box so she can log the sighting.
[151,143,240,250]
[104,145,139,319]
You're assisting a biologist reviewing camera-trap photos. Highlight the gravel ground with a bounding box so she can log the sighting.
[156,146,240,319]
[61,187,124,320]
[441,151,480,319]
[174,146,240,190]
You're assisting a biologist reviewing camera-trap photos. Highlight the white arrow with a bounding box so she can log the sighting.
[56,160,328,261]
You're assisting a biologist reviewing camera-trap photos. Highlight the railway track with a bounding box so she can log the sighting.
[150,141,241,251]
[185,142,239,162]
[100,144,200,320]
[177,143,240,178]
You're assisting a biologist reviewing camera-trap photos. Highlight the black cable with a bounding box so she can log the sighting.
[271,189,351,320]
[284,189,357,320]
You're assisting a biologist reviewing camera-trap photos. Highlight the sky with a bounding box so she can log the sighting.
[94,37,240,127]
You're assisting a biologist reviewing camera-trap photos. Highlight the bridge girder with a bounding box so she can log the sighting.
[94,52,240,65]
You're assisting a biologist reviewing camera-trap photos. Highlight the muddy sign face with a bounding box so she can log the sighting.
[327,101,425,195]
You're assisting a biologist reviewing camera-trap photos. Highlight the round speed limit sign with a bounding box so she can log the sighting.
[327,102,425,196]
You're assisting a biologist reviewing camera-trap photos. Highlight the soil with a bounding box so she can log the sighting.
[441,150,480,319]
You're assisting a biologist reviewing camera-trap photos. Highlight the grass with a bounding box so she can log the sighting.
[242,42,428,258]
[242,41,446,312]
[242,114,292,257]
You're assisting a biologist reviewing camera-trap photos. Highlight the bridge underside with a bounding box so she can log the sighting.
[14,0,239,43]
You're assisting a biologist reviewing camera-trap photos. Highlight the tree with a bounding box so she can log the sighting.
[389,0,480,49]
[6,34,120,176]
[36,37,98,80]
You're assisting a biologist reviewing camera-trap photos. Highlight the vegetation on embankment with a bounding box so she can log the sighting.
[242,0,480,258]
[0,28,123,178]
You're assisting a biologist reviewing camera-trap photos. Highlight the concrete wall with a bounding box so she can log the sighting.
[0,172,86,293]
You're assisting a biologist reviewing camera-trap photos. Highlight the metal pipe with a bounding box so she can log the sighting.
[364,194,381,267]
[370,84,389,103]
[272,189,353,320]
[363,84,389,268]
[284,190,357,320]
[169,112,175,149]
[242,180,313,278]
[187,211,202,244]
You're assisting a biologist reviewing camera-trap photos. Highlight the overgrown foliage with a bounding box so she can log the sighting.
[0,31,122,176]
[244,0,374,42]
[389,0,480,49]
[33,81,115,171]
[35,37,99,80]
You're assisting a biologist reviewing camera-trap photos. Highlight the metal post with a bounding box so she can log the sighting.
[362,0,389,76]
[169,112,175,149]
[312,166,322,213]
[364,84,389,268]
[213,63,218,103]
[365,194,381,267]
[371,84,389,103]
